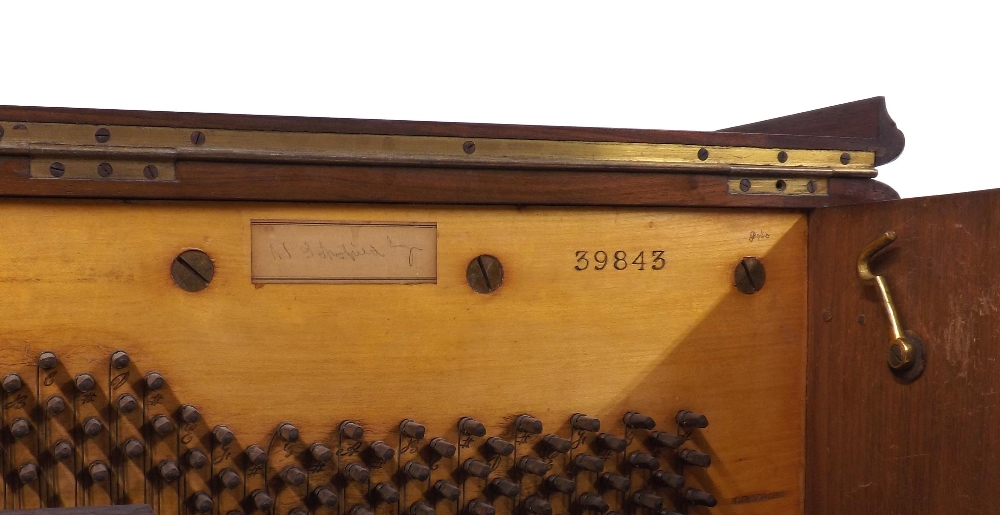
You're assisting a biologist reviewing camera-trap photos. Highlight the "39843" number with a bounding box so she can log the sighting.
[574,250,665,271]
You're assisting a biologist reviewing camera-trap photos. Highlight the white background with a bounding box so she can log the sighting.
[2,2,995,199]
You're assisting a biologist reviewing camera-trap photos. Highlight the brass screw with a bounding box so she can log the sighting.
[467,255,503,294]
[888,342,905,368]
[734,257,765,294]
[463,141,476,154]
[171,250,215,292]
[95,128,111,143]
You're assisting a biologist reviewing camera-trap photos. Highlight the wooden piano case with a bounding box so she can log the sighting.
[0,97,989,515]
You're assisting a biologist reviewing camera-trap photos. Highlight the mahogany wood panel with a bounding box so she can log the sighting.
[0,200,808,515]
[0,157,898,207]
[808,188,1000,515]
[0,98,896,160]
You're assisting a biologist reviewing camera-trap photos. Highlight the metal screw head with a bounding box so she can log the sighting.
[191,131,206,145]
[840,152,851,165]
[171,249,215,292]
[38,351,58,369]
[734,257,765,294]
[467,255,503,294]
[807,180,817,194]
[19,463,39,484]
[697,148,709,161]
[0,125,4,139]
[463,141,476,154]
[49,162,66,177]
[739,179,751,192]
[888,342,905,368]
[95,128,111,143]
[111,350,131,369]
[143,165,159,179]
[97,163,113,177]
[777,151,788,163]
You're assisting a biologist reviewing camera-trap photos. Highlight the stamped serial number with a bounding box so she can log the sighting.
[574,250,666,271]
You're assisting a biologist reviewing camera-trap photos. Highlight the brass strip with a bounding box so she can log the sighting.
[0,121,876,176]
[29,158,176,181]
[728,178,828,196]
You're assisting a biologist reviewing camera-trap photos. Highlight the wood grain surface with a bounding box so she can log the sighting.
[808,188,1000,515]
[0,200,808,515]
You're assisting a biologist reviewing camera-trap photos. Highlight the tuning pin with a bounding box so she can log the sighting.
[159,460,181,482]
[486,437,514,456]
[578,493,609,513]
[682,488,717,507]
[678,449,711,468]
[46,395,66,417]
[188,450,208,469]
[459,417,487,437]
[545,475,576,495]
[430,437,456,458]
[543,434,572,454]
[151,415,174,436]
[601,473,631,492]
[111,350,131,369]
[370,441,395,462]
[652,471,684,490]
[650,431,685,449]
[523,496,552,515]
[282,466,306,486]
[467,499,495,515]
[463,458,492,479]
[410,501,435,515]
[345,463,370,483]
[251,490,274,512]
[676,410,709,429]
[279,423,299,442]
[52,440,73,461]
[245,445,268,466]
[144,371,165,390]
[191,492,213,514]
[631,493,663,510]
[213,425,235,445]
[309,443,333,463]
[123,438,145,459]
[10,417,31,439]
[340,421,364,440]
[491,477,520,498]
[2,373,23,393]
[573,453,605,473]
[219,468,242,490]
[373,482,399,504]
[624,412,656,430]
[18,463,39,484]
[403,461,430,481]
[516,415,543,434]
[180,405,201,424]
[517,456,551,476]
[435,480,461,501]
[75,372,96,392]
[348,505,373,515]
[597,433,627,453]
[117,393,139,415]
[83,417,104,438]
[314,486,339,509]
[400,419,426,439]
[89,461,111,482]
[571,413,601,432]
[627,451,660,470]
[38,351,58,369]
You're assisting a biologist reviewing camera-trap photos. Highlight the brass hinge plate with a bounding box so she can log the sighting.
[728,177,829,196]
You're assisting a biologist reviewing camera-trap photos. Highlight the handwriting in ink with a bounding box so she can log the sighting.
[3,393,26,410]
[80,391,97,405]
[387,236,423,266]
[110,372,130,390]
[147,393,164,406]
[748,230,770,243]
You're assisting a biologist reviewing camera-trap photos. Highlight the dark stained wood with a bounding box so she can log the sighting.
[0,157,897,207]
[723,97,904,166]
[2,506,154,515]
[808,188,1000,515]
[0,100,894,157]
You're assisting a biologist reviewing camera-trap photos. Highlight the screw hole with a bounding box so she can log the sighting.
[775,179,786,191]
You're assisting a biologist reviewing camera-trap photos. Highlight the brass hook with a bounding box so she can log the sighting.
[857,231,924,380]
